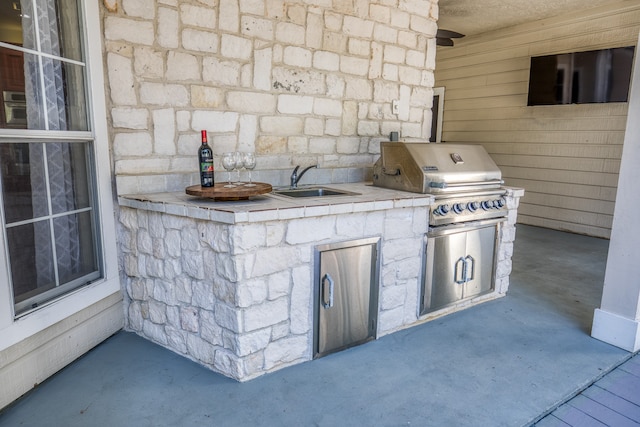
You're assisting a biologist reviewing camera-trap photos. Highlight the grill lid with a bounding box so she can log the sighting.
[372,142,503,194]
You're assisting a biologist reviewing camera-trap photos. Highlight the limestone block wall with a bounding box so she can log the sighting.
[118,202,429,381]
[101,0,439,195]
[495,188,522,295]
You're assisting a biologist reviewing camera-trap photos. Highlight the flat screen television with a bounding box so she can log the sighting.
[527,46,635,106]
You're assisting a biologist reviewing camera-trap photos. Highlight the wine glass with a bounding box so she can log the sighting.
[233,151,244,185]
[243,152,257,187]
[221,152,237,188]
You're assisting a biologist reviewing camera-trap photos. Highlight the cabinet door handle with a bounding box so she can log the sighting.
[321,273,334,309]
[464,255,475,283]
[454,257,466,284]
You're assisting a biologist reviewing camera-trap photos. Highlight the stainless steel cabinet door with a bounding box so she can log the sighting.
[463,224,497,299]
[316,240,378,357]
[422,221,499,314]
[423,230,466,311]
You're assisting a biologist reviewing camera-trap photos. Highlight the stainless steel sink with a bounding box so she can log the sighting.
[273,187,360,198]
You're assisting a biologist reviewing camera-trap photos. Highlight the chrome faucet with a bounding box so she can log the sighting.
[290,164,317,188]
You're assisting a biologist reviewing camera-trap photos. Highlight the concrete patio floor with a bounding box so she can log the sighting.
[0,225,633,426]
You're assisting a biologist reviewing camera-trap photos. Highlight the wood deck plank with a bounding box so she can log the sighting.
[582,385,640,422]
[551,403,608,426]
[619,356,640,378]
[596,369,640,407]
[567,394,640,427]
[538,357,640,426]
[534,414,572,426]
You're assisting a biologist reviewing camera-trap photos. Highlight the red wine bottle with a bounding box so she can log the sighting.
[198,130,214,187]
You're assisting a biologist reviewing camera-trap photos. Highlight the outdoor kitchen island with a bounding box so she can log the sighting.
[118,182,522,381]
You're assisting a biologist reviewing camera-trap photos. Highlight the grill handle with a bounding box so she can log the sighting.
[454,257,466,284]
[429,181,447,189]
[429,179,504,189]
[464,255,475,283]
[321,273,335,309]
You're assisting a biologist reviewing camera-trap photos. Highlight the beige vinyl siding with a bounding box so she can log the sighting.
[435,1,640,238]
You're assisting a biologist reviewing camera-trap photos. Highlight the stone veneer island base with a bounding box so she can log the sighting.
[118,183,523,381]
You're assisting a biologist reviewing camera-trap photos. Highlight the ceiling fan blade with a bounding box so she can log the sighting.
[436,38,454,47]
[436,29,465,39]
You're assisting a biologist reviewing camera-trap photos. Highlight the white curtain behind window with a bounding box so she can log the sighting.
[594,50,612,103]
[21,0,80,288]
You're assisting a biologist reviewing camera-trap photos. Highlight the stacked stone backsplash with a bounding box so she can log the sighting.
[118,198,431,380]
[103,0,439,195]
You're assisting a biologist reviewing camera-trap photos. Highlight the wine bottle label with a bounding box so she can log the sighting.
[200,160,213,172]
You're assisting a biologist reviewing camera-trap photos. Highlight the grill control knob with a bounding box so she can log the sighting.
[434,204,450,216]
[452,203,465,214]
[467,201,479,212]
[494,198,505,208]
[481,200,494,210]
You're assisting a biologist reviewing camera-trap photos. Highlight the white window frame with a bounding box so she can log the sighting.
[0,1,120,349]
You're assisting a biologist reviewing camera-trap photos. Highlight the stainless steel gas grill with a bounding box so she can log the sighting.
[372,142,508,315]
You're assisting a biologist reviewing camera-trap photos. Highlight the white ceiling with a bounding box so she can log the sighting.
[437,0,623,37]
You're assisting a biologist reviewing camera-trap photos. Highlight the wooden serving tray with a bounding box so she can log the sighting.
[185,182,272,201]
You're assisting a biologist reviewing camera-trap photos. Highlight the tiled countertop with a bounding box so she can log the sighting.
[118,182,434,224]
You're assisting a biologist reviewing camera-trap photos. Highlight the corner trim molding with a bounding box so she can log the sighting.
[591,308,640,352]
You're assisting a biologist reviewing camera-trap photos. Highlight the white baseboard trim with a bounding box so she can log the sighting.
[591,308,640,352]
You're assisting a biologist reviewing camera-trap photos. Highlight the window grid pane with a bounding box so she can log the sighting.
[7,219,55,304]
[1,0,88,132]
[1,138,100,313]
